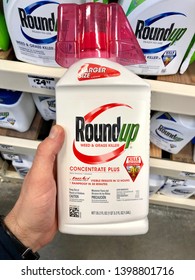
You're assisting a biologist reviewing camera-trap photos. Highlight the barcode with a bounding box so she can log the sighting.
[69,206,80,218]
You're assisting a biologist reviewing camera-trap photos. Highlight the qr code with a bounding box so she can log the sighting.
[69,206,80,218]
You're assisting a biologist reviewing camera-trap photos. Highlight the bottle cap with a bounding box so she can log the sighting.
[55,3,145,68]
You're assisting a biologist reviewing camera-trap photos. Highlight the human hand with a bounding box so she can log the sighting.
[4,125,65,252]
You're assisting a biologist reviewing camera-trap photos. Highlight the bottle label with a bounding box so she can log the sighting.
[0,111,16,127]
[78,63,120,81]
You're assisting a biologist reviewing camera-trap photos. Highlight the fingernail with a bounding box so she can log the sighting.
[49,125,59,139]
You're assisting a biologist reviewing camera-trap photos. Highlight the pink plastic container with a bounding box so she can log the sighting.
[55,3,145,68]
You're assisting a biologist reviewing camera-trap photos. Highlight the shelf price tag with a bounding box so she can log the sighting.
[28,75,56,90]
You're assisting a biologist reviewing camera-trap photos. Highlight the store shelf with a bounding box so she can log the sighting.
[150,158,195,180]
[0,60,195,114]
[0,162,23,182]
[1,157,195,210]
[149,79,195,115]
[0,135,194,179]
[0,60,64,95]
[150,193,195,211]
[0,136,40,156]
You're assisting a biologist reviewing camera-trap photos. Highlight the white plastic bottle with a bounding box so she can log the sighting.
[159,178,195,199]
[56,57,151,235]
[0,89,36,132]
[12,155,34,178]
[150,112,195,154]
[32,94,56,121]
[3,0,86,67]
[119,0,195,75]
[149,173,166,197]
[1,152,22,162]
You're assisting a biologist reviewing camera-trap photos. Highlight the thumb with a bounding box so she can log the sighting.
[30,125,65,175]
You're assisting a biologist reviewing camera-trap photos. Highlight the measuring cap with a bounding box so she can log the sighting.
[55,2,145,68]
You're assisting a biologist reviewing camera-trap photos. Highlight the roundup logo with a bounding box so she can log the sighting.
[155,125,183,142]
[18,1,58,44]
[0,112,9,120]
[47,99,56,112]
[73,103,140,164]
[135,12,187,54]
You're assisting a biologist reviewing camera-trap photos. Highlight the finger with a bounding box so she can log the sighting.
[30,125,65,175]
